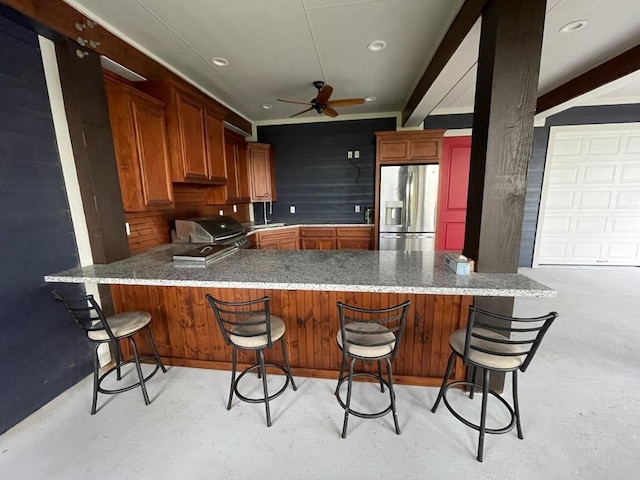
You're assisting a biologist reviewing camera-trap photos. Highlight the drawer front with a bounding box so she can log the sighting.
[300,227,336,238]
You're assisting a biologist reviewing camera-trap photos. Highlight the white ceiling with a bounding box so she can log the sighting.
[65,0,640,127]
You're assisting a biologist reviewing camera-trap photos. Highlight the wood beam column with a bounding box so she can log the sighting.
[462,0,547,388]
[54,38,130,312]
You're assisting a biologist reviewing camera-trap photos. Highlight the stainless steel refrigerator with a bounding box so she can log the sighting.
[378,164,439,251]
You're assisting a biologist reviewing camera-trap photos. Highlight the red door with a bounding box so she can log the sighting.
[436,136,471,250]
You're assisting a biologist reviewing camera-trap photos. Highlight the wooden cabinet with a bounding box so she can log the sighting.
[375,130,445,164]
[255,226,371,250]
[247,143,276,202]
[208,130,250,204]
[256,228,298,250]
[138,78,226,184]
[336,227,373,250]
[300,227,336,250]
[103,73,173,212]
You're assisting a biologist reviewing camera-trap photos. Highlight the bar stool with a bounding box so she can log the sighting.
[52,290,167,414]
[431,305,557,462]
[335,300,410,438]
[205,294,297,427]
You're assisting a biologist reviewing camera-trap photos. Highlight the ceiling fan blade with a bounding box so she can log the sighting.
[327,98,365,107]
[277,98,313,105]
[323,106,339,118]
[316,84,333,105]
[290,107,314,118]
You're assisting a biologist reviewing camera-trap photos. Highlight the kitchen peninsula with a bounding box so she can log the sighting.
[45,245,554,386]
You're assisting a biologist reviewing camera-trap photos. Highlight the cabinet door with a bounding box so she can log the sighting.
[378,138,410,163]
[300,239,318,250]
[104,74,173,212]
[248,144,272,201]
[410,137,441,160]
[236,142,251,202]
[130,97,174,208]
[337,239,370,250]
[176,91,209,181]
[205,110,226,183]
[279,239,299,250]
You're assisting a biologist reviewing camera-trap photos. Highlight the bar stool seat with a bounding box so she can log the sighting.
[335,300,410,438]
[431,306,557,462]
[206,294,297,427]
[52,290,167,415]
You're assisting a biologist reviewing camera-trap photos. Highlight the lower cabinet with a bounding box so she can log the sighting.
[336,227,373,250]
[300,226,373,250]
[256,229,299,250]
[300,227,335,250]
[255,226,372,250]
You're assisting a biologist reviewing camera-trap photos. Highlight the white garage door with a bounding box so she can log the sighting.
[534,123,640,266]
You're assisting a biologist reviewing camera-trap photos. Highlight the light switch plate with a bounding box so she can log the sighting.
[355,205,360,212]
[289,205,296,213]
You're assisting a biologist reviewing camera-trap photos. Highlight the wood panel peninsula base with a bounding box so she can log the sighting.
[45,245,555,387]
[111,284,472,386]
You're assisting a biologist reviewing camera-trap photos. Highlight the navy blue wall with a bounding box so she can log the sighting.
[256,118,396,224]
[0,10,92,434]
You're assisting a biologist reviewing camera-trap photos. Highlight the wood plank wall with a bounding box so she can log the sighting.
[125,184,251,253]
[255,117,396,224]
[112,284,472,386]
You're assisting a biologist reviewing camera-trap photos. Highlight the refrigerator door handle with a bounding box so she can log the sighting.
[406,170,413,228]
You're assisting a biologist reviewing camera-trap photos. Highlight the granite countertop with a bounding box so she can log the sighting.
[245,223,373,235]
[45,244,555,297]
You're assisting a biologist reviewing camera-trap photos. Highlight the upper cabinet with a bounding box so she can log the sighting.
[138,78,226,184]
[208,130,250,204]
[247,143,277,202]
[375,130,445,164]
[103,73,174,212]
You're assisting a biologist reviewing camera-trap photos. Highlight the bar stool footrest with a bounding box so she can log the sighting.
[442,380,516,435]
[234,363,291,404]
[336,372,393,419]
[97,357,161,395]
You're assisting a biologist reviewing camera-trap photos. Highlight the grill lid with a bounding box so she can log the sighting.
[174,216,245,244]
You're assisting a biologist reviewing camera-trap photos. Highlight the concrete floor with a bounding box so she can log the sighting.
[1,267,639,479]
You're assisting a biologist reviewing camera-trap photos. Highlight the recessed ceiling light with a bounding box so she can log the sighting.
[367,40,387,52]
[211,56,229,67]
[262,104,273,109]
[365,96,377,102]
[559,20,588,33]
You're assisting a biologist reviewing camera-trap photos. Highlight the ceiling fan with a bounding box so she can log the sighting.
[277,81,365,118]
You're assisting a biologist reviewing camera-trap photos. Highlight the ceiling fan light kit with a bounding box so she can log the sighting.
[277,80,366,118]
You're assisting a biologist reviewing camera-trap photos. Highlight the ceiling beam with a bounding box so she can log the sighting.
[0,0,253,135]
[401,0,488,126]
[536,43,640,114]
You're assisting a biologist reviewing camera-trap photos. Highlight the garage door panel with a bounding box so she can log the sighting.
[611,215,640,234]
[625,136,640,154]
[586,136,621,155]
[614,190,640,209]
[535,123,640,266]
[549,165,580,184]
[620,165,640,182]
[605,243,640,261]
[575,216,607,234]
[553,137,582,155]
[583,165,616,184]
[577,191,612,209]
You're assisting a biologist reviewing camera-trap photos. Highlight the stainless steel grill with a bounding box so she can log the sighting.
[173,216,248,248]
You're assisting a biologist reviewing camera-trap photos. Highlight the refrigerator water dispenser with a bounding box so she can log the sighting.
[385,201,403,226]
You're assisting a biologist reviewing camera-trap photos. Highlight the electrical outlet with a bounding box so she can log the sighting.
[125,222,130,236]
[232,204,237,213]
[219,209,224,215]
[354,205,360,213]
[354,150,360,158]
[347,151,353,159]
[289,205,296,213]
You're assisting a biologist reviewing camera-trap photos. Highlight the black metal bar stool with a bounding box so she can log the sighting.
[205,294,297,427]
[335,300,410,438]
[431,305,557,462]
[52,290,167,414]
